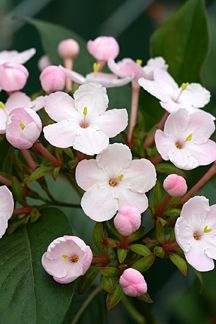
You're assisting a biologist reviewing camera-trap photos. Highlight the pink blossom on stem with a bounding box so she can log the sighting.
[38,55,51,71]
[142,57,168,80]
[42,235,93,284]
[108,58,145,82]
[114,206,141,236]
[120,268,148,297]
[175,196,216,272]
[155,109,216,170]
[40,65,66,93]
[163,174,187,197]
[87,36,119,62]
[58,39,80,59]
[0,186,14,238]
[0,63,29,92]
[75,143,157,221]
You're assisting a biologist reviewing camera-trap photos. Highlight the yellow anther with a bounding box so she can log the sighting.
[19,122,25,130]
[62,254,69,260]
[83,106,88,116]
[93,62,100,73]
[181,82,189,91]
[185,133,192,142]
[136,59,142,65]
[117,174,124,181]
[71,255,79,263]
[204,226,212,233]
[0,101,5,109]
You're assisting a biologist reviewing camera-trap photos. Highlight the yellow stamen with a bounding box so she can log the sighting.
[19,122,25,130]
[83,106,88,116]
[0,101,5,109]
[136,59,142,66]
[93,62,100,73]
[117,174,124,181]
[185,133,192,142]
[109,178,118,187]
[181,82,189,90]
[204,226,212,233]
[71,255,79,263]
[62,254,69,260]
[193,231,202,240]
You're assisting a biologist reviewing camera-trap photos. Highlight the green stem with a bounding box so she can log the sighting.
[121,296,146,324]
[71,286,102,324]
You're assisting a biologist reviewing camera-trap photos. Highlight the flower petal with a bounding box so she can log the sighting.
[155,130,171,160]
[185,244,214,272]
[86,72,131,88]
[189,140,216,166]
[164,109,189,137]
[187,110,215,144]
[11,48,36,64]
[0,186,14,238]
[43,121,77,148]
[73,127,109,155]
[81,185,118,221]
[60,67,86,84]
[0,109,7,134]
[180,196,209,224]
[117,188,148,214]
[180,83,210,108]
[168,147,199,170]
[5,91,30,111]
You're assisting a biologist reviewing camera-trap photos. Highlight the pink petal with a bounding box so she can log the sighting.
[175,217,193,253]
[155,130,170,160]
[168,147,199,170]
[86,72,131,88]
[180,83,210,108]
[180,196,209,223]
[73,127,109,155]
[75,159,108,191]
[43,121,76,148]
[187,110,215,144]
[164,109,189,137]
[11,48,36,64]
[117,188,148,214]
[189,140,216,166]
[93,109,128,137]
[81,185,118,221]
[185,244,214,272]
[5,91,30,111]
[0,109,7,134]
[44,92,78,122]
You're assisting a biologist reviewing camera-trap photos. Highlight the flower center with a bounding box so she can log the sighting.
[175,133,192,149]
[62,254,79,263]
[19,122,25,130]
[0,101,5,109]
[93,62,100,73]
[175,82,189,102]
[136,59,142,66]
[193,231,202,240]
[80,106,88,128]
[193,226,212,240]
[108,174,124,187]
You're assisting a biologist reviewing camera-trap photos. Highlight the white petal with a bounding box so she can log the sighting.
[175,217,194,253]
[74,83,108,114]
[180,83,210,108]
[187,110,215,144]
[81,185,118,221]
[164,109,189,137]
[96,143,132,176]
[44,121,77,148]
[86,72,131,88]
[168,147,199,170]
[11,48,36,64]
[27,96,46,112]
[0,186,14,238]
[5,92,30,111]
[185,244,214,272]
[60,66,86,84]
[92,109,128,137]
[0,109,7,134]
[117,188,148,214]
[180,196,209,224]
[123,159,157,193]
[155,130,171,160]
[73,127,109,155]
[75,159,108,191]
[189,141,216,166]
[44,92,78,122]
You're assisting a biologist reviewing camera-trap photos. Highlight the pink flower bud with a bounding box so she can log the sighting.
[38,55,51,71]
[114,206,141,236]
[87,36,119,61]
[58,39,80,59]
[6,108,42,149]
[42,235,93,284]
[40,65,66,93]
[120,268,148,297]
[0,63,28,92]
[163,174,187,197]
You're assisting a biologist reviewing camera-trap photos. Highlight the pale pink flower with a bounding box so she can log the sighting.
[155,109,216,170]
[40,65,66,93]
[43,83,128,155]
[119,268,147,297]
[0,48,35,65]
[163,174,187,197]
[6,107,42,149]
[108,58,145,82]
[42,235,93,284]
[139,69,210,113]
[114,206,141,236]
[142,57,168,80]
[38,55,51,71]
[175,196,216,272]
[0,186,14,238]
[87,36,119,62]
[75,143,157,221]
[58,39,80,59]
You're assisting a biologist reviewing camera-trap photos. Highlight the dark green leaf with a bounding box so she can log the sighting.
[117,249,128,264]
[78,266,98,294]
[132,254,155,272]
[26,166,52,183]
[169,252,188,276]
[129,244,151,257]
[106,284,123,310]
[98,267,118,277]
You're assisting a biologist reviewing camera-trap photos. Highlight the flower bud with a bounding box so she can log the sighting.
[40,65,66,93]
[119,268,147,297]
[58,39,80,59]
[0,63,28,92]
[38,55,51,71]
[87,36,119,61]
[163,174,187,197]
[114,206,141,236]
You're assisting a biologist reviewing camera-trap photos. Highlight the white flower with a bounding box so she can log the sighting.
[75,143,157,221]
[175,196,216,272]
[43,83,128,155]
[0,48,35,65]
[0,186,14,238]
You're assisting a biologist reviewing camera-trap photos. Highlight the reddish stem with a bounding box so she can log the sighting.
[118,236,129,249]
[13,206,32,215]
[21,150,37,171]
[149,154,163,165]
[92,256,110,264]
[163,242,178,253]
[0,175,12,186]
[178,162,216,206]
[64,57,73,93]
[144,111,169,148]
[154,194,172,218]
[33,141,63,167]
[128,82,140,146]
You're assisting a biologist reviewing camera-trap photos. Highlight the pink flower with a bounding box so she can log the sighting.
[58,39,80,59]
[108,58,145,82]
[42,235,93,284]
[0,186,14,238]
[0,63,29,92]
[142,57,168,80]
[139,69,210,114]
[6,108,42,149]
[119,268,147,297]
[155,109,216,170]
[40,65,66,93]
[0,48,35,65]
[75,143,157,221]
[114,206,141,236]
[87,36,119,61]
[38,55,51,71]
[163,174,187,197]
[175,196,216,272]
[43,83,128,155]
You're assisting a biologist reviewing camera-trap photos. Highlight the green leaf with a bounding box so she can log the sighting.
[92,223,107,250]
[127,226,145,243]
[129,244,151,257]
[138,293,154,304]
[0,208,74,324]
[156,163,184,176]
[98,267,118,277]
[169,252,188,276]
[132,254,155,272]
[155,220,165,242]
[78,266,98,294]
[100,277,114,294]
[25,166,52,183]
[117,249,128,264]
[153,246,165,258]
[106,284,123,310]
[151,0,209,83]
[164,208,181,218]
[24,17,93,74]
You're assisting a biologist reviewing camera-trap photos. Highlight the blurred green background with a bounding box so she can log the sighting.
[1,0,216,323]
